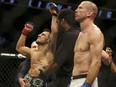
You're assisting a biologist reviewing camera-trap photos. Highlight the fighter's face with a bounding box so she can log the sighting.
[36,31,50,44]
[75,2,89,22]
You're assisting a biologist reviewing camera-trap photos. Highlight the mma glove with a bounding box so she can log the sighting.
[81,82,91,87]
[37,69,47,87]
[39,69,47,81]
[22,22,34,36]
[49,2,58,16]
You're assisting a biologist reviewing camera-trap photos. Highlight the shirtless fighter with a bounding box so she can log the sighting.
[69,1,104,87]
[16,21,58,87]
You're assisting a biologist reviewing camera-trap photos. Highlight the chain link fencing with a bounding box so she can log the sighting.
[0,53,25,87]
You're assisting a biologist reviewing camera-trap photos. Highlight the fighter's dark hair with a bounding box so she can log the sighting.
[43,28,51,33]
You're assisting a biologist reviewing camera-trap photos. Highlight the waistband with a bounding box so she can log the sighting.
[71,74,87,80]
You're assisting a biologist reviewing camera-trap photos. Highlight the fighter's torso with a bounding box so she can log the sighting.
[73,30,92,76]
[28,42,54,76]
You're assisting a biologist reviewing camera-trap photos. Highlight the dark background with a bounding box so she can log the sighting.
[0,0,116,54]
[0,0,116,87]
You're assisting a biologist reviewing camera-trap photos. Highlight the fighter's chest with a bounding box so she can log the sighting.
[75,33,89,52]
[31,48,53,60]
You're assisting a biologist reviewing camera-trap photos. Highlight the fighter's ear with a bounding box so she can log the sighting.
[87,11,93,17]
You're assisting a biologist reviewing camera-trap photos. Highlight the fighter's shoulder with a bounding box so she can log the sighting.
[31,41,37,47]
[89,26,104,43]
[31,41,36,45]
[91,25,103,37]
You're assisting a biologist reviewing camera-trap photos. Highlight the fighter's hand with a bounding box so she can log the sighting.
[19,78,26,87]
[39,69,47,81]
[105,47,112,56]
[24,22,34,32]
[49,2,58,16]
[22,22,34,36]
[81,82,91,87]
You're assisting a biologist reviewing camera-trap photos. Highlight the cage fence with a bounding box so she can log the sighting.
[0,53,26,87]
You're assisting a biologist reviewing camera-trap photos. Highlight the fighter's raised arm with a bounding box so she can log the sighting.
[16,22,34,57]
[47,2,59,52]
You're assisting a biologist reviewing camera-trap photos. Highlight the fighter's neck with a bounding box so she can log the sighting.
[80,20,94,32]
[35,41,48,51]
